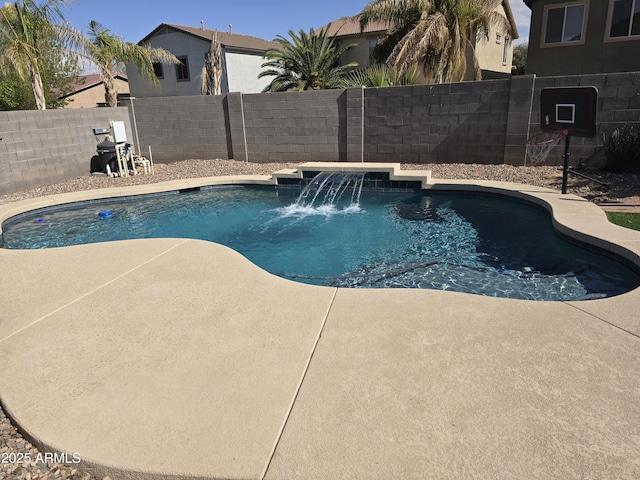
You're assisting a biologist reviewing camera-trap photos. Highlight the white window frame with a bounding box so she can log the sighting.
[502,37,510,65]
[605,0,640,42]
[541,0,589,48]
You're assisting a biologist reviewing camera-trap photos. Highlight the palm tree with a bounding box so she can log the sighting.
[259,26,357,92]
[339,63,418,87]
[0,0,72,110]
[201,31,222,95]
[360,0,512,83]
[80,20,179,107]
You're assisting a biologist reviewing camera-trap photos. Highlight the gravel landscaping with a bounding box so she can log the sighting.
[0,159,638,207]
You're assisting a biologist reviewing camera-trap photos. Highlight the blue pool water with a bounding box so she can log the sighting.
[1,184,638,301]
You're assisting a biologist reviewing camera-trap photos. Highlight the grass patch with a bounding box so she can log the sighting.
[605,211,640,231]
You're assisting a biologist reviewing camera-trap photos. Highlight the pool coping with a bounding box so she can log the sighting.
[1,163,639,479]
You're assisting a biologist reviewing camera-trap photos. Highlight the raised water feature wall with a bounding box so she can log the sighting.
[273,162,430,192]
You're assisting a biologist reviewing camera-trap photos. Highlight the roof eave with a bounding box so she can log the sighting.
[503,0,520,40]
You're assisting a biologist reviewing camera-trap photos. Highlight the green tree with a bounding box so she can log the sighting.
[259,26,357,92]
[0,69,33,110]
[79,20,179,107]
[0,0,74,110]
[360,0,512,83]
[0,33,81,110]
[511,43,527,75]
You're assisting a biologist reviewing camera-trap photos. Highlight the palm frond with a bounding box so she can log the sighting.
[260,25,357,91]
[358,0,509,84]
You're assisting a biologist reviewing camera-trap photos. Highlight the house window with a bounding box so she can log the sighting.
[543,2,587,45]
[175,56,189,81]
[502,37,510,64]
[153,62,164,79]
[608,0,640,38]
[368,40,377,62]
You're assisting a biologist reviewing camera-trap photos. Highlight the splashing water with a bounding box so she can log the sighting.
[275,172,366,220]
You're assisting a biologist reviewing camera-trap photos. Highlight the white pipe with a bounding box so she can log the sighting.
[525,75,537,166]
[129,97,141,155]
[240,93,249,162]
[148,145,155,175]
[361,86,365,163]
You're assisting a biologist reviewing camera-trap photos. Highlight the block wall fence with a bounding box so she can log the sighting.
[1,72,639,196]
[0,107,134,196]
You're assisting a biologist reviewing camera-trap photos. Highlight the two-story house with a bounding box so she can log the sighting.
[321,0,519,82]
[525,0,640,76]
[126,23,278,97]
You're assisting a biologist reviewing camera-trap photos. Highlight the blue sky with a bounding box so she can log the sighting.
[64,0,531,45]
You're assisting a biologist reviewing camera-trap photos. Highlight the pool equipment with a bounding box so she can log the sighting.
[90,122,153,177]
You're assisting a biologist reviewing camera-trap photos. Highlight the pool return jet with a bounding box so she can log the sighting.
[526,86,600,194]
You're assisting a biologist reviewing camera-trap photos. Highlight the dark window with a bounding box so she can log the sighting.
[544,3,586,44]
[176,56,189,81]
[153,62,164,79]
[609,0,640,37]
[368,40,377,62]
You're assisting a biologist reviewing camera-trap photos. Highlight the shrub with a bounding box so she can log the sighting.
[604,126,640,157]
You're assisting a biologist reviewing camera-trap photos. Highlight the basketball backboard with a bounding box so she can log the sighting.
[540,86,598,138]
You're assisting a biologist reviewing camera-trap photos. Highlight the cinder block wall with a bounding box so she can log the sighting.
[1,71,638,196]
[130,71,640,168]
[529,72,640,168]
[242,89,345,163]
[0,108,133,196]
[361,80,512,164]
[124,95,228,163]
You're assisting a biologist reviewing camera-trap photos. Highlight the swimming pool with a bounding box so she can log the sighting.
[2,178,638,301]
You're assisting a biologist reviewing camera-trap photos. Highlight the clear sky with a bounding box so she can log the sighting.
[63,0,531,45]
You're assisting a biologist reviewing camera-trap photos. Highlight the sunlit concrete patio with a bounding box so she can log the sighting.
[1,170,639,479]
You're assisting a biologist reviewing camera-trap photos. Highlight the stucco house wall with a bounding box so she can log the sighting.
[64,77,130,108]
[127,27,205,97]
[334,31,380,69]
[526,0,640,76]
[224,50,272,93]
[471,1,515,79]
[324,0,518,82]
[126,24,276,97]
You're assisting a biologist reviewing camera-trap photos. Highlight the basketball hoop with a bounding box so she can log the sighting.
[526,130,566,165]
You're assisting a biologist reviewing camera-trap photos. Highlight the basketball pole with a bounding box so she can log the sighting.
[562,132,571,194]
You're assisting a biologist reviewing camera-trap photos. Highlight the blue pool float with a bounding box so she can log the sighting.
[98,210,113,218]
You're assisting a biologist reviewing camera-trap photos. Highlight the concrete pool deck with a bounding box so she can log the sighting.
[1,166,639,479]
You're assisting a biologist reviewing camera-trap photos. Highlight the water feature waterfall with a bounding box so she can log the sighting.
[295,172,365,208]
[273,171,366,220]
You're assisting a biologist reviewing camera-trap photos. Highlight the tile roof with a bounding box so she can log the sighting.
[59,73,128,98]
[317,15,390,37]
[140,23,278,52]
[319,1,519,39]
